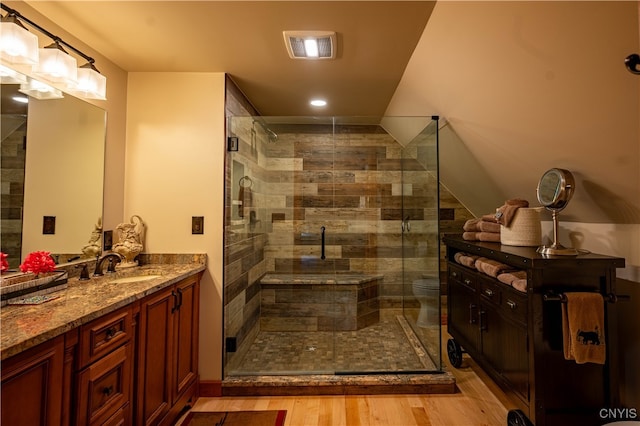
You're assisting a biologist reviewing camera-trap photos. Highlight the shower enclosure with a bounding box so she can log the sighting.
[223,116,441,377]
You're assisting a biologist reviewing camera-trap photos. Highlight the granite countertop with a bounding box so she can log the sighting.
[1,258,206,361]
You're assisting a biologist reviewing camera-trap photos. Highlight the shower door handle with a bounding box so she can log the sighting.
[402,216,411,233]
[321,226,326,260]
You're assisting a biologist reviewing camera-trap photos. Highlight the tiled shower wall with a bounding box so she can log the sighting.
[258,124,440,311]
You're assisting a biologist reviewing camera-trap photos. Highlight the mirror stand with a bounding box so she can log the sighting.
[537,210,578,256]
[536,168,578,256]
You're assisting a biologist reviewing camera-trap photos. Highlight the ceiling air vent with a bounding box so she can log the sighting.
[283,31,336,60]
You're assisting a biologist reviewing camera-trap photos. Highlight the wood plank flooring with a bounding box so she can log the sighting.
[180,329,519,426]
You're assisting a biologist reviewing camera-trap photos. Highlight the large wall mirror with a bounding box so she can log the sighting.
[1,81,106,270]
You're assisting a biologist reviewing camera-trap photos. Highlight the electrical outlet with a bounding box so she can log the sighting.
[192,216,204,234]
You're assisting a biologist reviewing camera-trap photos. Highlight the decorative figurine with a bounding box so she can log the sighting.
[82,218,103,258]
[113,215,145,268]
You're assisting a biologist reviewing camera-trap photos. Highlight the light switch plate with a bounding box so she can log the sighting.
[43,216,56,234]
[227,136,239,151]
[192,216,204,234]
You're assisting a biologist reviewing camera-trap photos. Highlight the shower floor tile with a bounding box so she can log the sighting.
[228,315,436,375]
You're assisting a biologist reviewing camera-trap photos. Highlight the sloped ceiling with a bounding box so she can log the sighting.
[386,1,640,225]
[22,0,435,117]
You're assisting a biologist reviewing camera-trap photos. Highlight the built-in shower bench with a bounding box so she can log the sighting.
[259,273,383,331]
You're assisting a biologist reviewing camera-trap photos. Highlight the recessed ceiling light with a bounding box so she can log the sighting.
[12,96,28,103]
[310,99,327,107]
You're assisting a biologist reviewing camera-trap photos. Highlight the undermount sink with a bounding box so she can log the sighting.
[109,275,162,284]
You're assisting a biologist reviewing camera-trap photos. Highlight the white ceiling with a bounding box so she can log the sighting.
[24,1,436,117]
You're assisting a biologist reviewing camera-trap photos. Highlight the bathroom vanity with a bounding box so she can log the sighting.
[0,258,205,426]
[443,235,625,426]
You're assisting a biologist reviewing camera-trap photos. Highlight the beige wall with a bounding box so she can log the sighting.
[386,1,640,278]
[125,72,226,381]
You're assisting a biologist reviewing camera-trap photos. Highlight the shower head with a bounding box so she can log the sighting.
[253,119,278,143]
[266,128,278,143]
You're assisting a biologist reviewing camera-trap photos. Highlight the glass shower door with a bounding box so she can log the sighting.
[225,116,339,375]
[224,115,442,377]
[400,117,442,370]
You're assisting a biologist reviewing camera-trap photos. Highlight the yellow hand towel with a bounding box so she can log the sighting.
[561,292,606,365]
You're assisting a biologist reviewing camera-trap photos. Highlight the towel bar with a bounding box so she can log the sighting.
[543,292,630,303]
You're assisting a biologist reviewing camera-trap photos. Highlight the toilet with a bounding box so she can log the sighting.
[412,278,440,327]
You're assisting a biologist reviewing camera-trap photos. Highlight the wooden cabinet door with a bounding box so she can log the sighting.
[479,302,530,408]
[1,335,65,426]
[498,316,529,405]
[172,276,199,403]
[479,302,503,370]
[448,279,479,351]
[137,287,174,426]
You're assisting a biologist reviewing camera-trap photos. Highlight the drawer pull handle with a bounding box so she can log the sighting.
[102,385,113,396]
[171,290,179,313]
[464,279,472,286]
[507,300,517,309]
[105,327,117,340]
[484,289,494,297]
[452,271,458,278]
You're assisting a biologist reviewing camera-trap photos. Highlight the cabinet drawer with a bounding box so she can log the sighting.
[448,263,476,291]
[76,343,131,426]
[502,291,528,324]
[79,306,132,367]
[479,279,501,306]
[100,402,129,426]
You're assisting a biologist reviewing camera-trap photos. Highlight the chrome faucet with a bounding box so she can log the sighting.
[93,253,123,276]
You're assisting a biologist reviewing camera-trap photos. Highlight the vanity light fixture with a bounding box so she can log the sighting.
[283,31,336,60]
[0,4,107,100]
[68,62,107,100]
[0,12,39,66]
[19,77,64,100]
[33,40,77,85]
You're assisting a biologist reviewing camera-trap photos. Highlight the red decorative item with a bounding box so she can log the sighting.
[19,251,57,276]
[1,252,8,272]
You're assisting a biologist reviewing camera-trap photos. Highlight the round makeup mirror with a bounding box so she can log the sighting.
[536,168,578,255]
